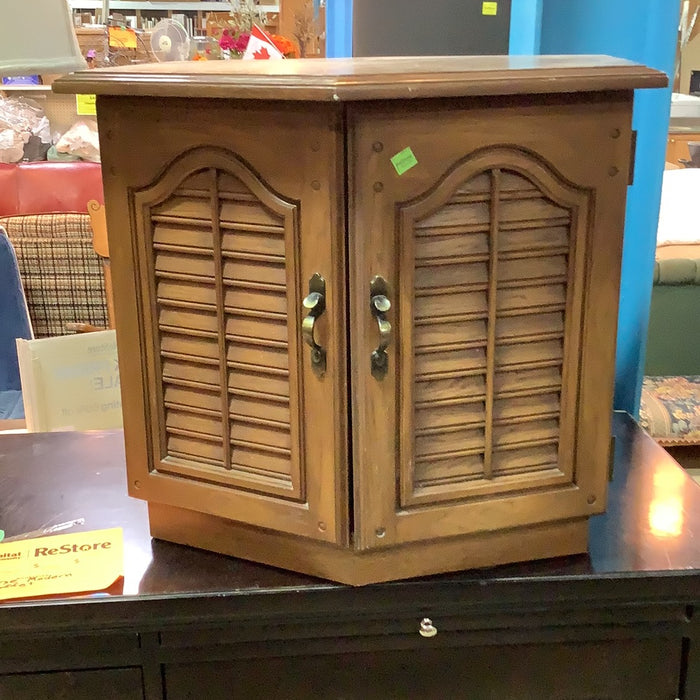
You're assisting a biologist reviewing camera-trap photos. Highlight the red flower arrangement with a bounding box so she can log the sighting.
[218,29,236,51]
[217,28,299,58]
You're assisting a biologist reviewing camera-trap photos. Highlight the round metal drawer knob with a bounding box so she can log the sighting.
[419,617,437,638]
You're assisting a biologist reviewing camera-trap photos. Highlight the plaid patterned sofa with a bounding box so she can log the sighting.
[0,163,108,337]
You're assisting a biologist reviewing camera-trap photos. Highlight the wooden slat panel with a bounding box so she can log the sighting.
[174,170,211,191]
[221,230,285,256]
[403,164,577,512]
[492,443,559,474]
[227,342,288,370]
[415,427,485,459]
[161,334,219,360]
[417,201,490,229]
[494,366,562,395]
[165,385,221,413]
[496,312,564,341]
[499,226,569,252]
[158,279,216,307]
[415,262,488,290]
[415,232,489,260]
[230,443,292,477]
[160,308,218,334]
[220,200,284,227]
[162,358,220,386]
[414,456,485,487]
[417,195,567,231]
[498,255,567,283]
[156,251,215,278]
[492,418,559,449]
[153,196,211,220]
[229,394,291,424]
[499,171,537,192]
[167,435,224,465]
[224,315,288,343]
[497,284,566,312]
[415,290,487,321]
[493,393,561,422]
[231,421,291,451]
[229,369,290,397]
[415,373,486,404]
[415,401,486,431]
[167,410,223,438]
[225,287,288,314]
[495,340,563,369]
[499,198,569,223]
[154,223,213,250]
[415,347,486,376]
[217,172,251,196]
[223,259,286,286]
[455,173,491,194]
[415,319,486,349]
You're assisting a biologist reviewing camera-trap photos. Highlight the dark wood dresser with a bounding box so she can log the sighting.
[0,413,698,698]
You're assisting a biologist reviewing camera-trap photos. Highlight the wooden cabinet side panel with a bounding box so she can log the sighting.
[97,96,348,544]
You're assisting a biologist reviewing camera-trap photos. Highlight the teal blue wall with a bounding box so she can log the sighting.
[539,1,678,414]
[509,0,542,55]
[326,0,353,57]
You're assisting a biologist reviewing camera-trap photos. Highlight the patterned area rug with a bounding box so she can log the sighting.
[639,375,700,446]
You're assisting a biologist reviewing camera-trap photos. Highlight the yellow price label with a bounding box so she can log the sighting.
[76,93,97,116]
[109,26,138,49]
[482,1,498,15]
[0,528,123,601]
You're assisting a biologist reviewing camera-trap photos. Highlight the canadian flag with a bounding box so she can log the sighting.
[242,24,285,60]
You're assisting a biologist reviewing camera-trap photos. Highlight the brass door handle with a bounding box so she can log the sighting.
[302,273,326,376]
[370,275,392,379]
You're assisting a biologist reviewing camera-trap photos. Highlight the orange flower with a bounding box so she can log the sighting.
[270,34,300,58]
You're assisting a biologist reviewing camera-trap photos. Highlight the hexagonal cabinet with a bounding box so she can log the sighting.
[54,56,666,585]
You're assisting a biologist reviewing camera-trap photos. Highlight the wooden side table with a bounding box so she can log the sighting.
[54,56,668,584]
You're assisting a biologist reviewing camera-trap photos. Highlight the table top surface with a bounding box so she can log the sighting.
[0,412,698,617]
[52,55,667,101]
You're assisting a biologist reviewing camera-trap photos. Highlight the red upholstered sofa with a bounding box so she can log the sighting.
[0,162,108,337]
[0,162,104,216]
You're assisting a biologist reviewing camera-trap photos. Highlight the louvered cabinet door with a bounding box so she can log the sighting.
[349,97,633,550]
[100,100,347,544]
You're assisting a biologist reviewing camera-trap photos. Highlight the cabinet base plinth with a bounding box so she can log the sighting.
[148,503,589,586]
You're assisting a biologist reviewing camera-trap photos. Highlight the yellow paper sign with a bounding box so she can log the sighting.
[0,528,123,601]
[482,1,498,15]
[76,93,97,116]
[109,26,138,49]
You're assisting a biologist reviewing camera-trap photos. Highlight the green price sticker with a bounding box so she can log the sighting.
[482,2,498,15]
[390,147,418,176]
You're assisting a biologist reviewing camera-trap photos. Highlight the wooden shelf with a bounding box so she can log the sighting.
[69,1,278,11]
[0,85,53,92]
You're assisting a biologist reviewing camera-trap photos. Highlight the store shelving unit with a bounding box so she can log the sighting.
[68,2,278,13]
